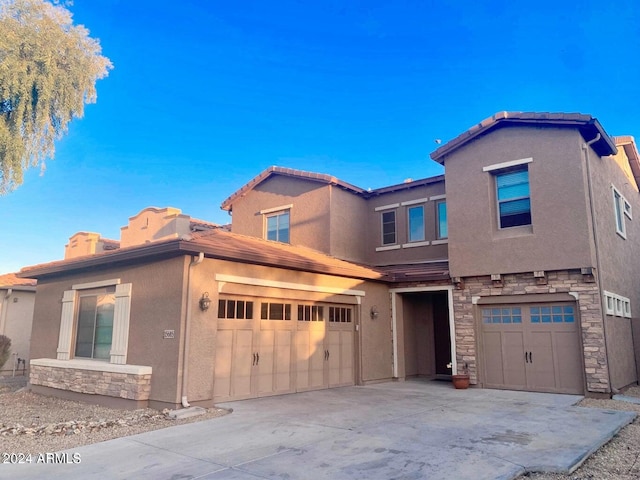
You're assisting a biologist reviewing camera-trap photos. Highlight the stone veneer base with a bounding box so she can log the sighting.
[29,359,152,402]
[452,269,610,394]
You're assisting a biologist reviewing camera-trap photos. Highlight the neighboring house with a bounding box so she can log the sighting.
[20,112,640,409]
[0,272,36,376]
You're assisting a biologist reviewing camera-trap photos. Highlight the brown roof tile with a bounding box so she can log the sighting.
[0,272,37,288]
[430,111,617,162]
[19,229,388,283]
[220,166,367,211]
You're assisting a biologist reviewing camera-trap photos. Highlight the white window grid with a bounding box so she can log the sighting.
[603,291,631,318]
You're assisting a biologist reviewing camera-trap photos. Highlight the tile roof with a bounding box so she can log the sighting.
[19,229,389,283]
[0,272,37,288]
[367,175,444,195]
[220,166,446,211]
[221,166,367,211]
[430,111,618,162]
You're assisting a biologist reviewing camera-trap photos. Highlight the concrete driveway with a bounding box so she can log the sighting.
[5,380,635,480]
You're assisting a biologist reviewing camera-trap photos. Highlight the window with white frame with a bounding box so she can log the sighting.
[612,186,631,239]
[436,201,448,239]
[381,210,397,245]
[265,210,290,243]
[603,291,631,318]
[407,206,425,242]
[495,166,531,228]
[57,280,132,365]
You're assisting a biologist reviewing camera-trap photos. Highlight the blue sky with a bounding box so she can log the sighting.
[2,0,640,274]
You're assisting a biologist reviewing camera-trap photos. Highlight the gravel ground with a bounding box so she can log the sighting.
[0,377,228,455]
[2,378,639,479]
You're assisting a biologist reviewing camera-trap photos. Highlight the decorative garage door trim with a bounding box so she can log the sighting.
[215,274,365,296]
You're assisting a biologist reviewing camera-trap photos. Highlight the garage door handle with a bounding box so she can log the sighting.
[256,353,260,365]
[529,352,532,363]
[252,353,256,365]
[525,351,533,363]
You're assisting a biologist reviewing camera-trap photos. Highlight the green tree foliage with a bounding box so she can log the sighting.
[0,0,112,194]
[0,334,11,369]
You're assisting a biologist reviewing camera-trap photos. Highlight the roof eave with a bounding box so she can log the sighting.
[430,112,617,163]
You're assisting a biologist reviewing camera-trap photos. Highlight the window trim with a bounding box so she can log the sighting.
[612,185,630,239]
[482,157,533,172]
[604,291,632,318]
[57,280,132,365]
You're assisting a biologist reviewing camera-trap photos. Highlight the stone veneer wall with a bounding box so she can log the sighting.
[452,269,610,394]
[30,365,152,401]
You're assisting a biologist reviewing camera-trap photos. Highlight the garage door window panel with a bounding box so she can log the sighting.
[482,307,521,324]
[261,302,292,321]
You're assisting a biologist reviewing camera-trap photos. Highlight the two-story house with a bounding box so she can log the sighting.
[20,112,640,409]
[430,112,640,396]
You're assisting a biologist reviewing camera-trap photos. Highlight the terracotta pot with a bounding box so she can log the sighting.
[452,374,470,389]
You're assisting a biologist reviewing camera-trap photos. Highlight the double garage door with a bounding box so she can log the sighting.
[480,302,584,394]
[214,298,355,402]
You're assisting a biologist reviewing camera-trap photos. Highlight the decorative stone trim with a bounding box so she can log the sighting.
[452,269,610,393]
[30,359,152,401]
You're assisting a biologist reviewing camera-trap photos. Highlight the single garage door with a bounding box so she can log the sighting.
[480,302,584,394]
[214,297,355,402]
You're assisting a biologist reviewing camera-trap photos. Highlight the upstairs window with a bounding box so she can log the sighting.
[436,201,448,239]
[407,206,425,242]
[382,210,397,245]
[496,167,531,228]
[266,210,290,243]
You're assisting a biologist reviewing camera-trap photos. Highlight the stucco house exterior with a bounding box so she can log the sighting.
[20,112,640,409]
[0,272,36,376]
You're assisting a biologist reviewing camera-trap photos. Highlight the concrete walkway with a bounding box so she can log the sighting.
[5,380,635,480]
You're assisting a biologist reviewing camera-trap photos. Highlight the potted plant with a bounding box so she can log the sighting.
[451,362,470,389]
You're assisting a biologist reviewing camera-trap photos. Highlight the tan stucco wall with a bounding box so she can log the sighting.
[365,181,448,265]
[0,289,34,374]
[120,207,192,248]
[229,176,333,253]
[29,257,187,406]
[587,142,640,388]
[329,187,369,263]
[443,127,595,277]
